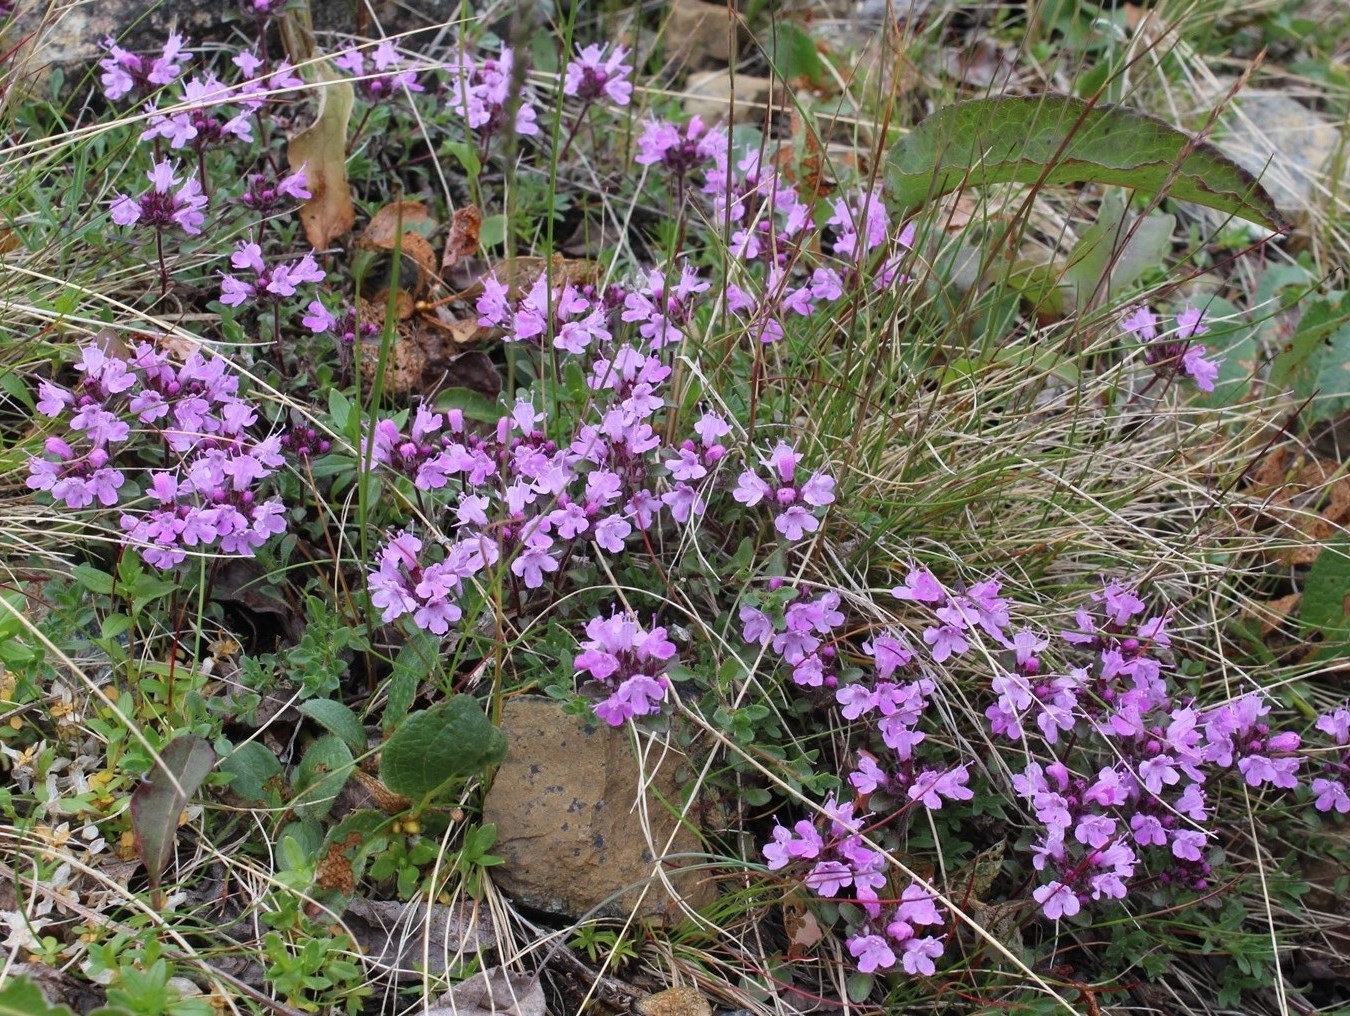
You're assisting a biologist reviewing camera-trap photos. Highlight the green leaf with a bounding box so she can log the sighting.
[220,740,284,803]
[1061,193,1174,310]
[1300,302,1350,423]
[384,631,436,732]
[1191,298,1257,409]
[298,699,367,756]
[380,695,506,800]
[768,22,825,85]
[885,96,1286,230]
[72,564,114,596]
[1302,537,1350,639]
[99,612,134,640]
[292,735,354,820]
[130,736,216,905]
[0,977,76,1016]
[328,388,351,432]
[0,978,129,1016]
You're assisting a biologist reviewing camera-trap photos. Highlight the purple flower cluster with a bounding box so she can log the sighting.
[1122,305,1221,392]
[705,152,916,343]
[219,242,325,308]
[635,115,727,179]
[757,569,1350,975]
[445,47,538,139]
[98,32,190,102]
[764,797,949,976]
[238,165,312,215]
[28,341,286,567]
[141,74,254,151]
[334,40,424,100]
[109,161,208,236]
[574,610,677,725]
[477,272,611,355]
[1311,707,1350,814]
[367,265,838,711]
[563,43,633,106]
[732,442,836,541]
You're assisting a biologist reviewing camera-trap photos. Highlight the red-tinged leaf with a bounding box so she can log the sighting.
[443,206,482,273]
[886,95,1287,231]
[130,735,215,907]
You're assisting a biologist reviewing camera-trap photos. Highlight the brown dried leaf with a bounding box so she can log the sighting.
[486,254,602,298]
[636,987,712,1016]
[783,900,823,951]
[359,202,439,288]
[427,967,544,1016]
[288,63,356,247]
[361,201,437,248]
[315,833,360,895]
[1250,592,1302,638]
[370,289,416,321]
[443,206,482,273]
[349,768,412,813]
[346,897,494,981]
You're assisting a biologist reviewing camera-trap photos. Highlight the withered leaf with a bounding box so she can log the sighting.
[287,63,356,247]
[443,206,482,273]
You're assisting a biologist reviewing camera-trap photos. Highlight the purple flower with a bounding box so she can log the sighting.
[1033,880,1080,920]
[847,934,896,973]
[634,115,727,177]
[900,936,944,976]
[334,39,424,100]
[99,32,189,102]
[445,48,538,138]
[564,43,633,106]
[109,161,208,235]
[219,242,325,307]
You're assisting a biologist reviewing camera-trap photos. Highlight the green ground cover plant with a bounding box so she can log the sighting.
[1,0,1350,1012]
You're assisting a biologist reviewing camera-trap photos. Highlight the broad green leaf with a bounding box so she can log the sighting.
[885,96,1286,231]
[1300,301,1350,422]
[1302,537,1350,639]
[1061,193,1175,311]
[130,735,216,906]
[72,564,114,596]
[298,698,367,756]
[1190,298,1257,409]
[380,695,506,800]
[219,740,284,804]
[0,978,129,1016]
[768,22,825,85]
[383,630,437,732]
[0,977,77,1016]
[292,735,354,820]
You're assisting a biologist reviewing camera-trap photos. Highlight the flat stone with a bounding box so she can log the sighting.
[1202,84,1350,228]
[481,698,715,924]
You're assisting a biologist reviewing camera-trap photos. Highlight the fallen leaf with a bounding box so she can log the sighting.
[361,201,437,248]
[345,897,493,980]
[370,288,416,321]
[443,206,482,273]
[636,986,712,1016]
[426,967,544,1016]
[285,15,356,250]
